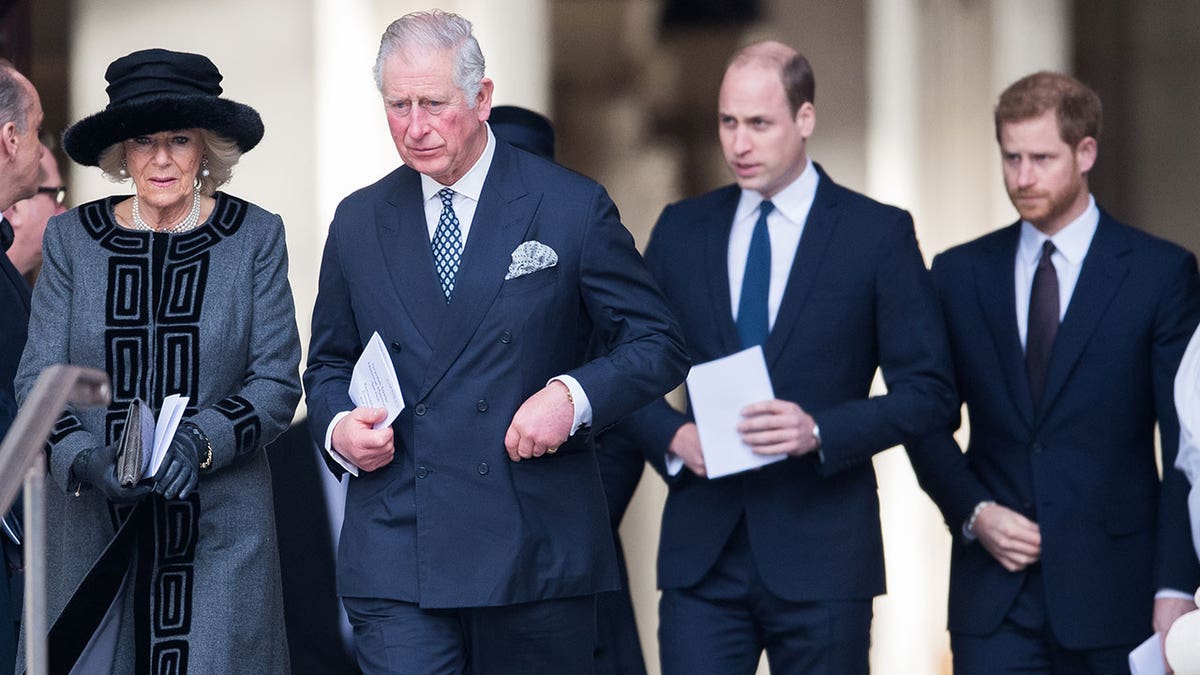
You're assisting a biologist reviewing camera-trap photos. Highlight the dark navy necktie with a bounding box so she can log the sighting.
[1026,240,1059,407]
[432,188,463,302]
[737,200,775,348]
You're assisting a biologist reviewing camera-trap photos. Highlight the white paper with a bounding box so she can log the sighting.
[350,332,406,431]
[1129,633,1165,675]
[148,394,188,477]
[685,346,784,479]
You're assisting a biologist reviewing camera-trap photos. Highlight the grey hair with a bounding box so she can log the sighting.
[0,60,31,133]
[97,129,243,197]
[373,10,486,108]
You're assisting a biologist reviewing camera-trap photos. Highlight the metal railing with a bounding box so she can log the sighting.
[0,365,110,675]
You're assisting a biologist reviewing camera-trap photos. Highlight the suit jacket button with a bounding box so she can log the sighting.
[390,341,402,353]
[1032,442,1043,454]
[477,462,489,475]
[500,331,512,344]
[476,399,489,412]
[415,403,427,416]
[416,466,428,479]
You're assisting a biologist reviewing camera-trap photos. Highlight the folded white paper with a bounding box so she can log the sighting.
[1129,633,1164,675]
[146,393,188,478]
[686,346,785,479]
[350,332,406,431]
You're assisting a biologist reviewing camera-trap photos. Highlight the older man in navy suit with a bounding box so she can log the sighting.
[616,41,956,674]
[908,72,1200,674]
[303,10,687,674]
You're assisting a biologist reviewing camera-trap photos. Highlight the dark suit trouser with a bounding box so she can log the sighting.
[594,539,646,675]
[658,520,872,675]
[342,594,595,675]
[951,566,1133,675]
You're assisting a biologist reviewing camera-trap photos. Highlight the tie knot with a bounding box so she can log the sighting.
[759,201,775,220]
[438,187,455,206]
[1040,240,1056,266]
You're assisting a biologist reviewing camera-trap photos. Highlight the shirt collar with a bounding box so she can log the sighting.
[1018,194,1099,267]
[421,125,497,204]
[734,158,819,224]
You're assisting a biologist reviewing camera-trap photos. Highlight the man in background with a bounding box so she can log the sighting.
[617,40,955,673]
[908,71,1199,674]
[0,58,46,675]
[4,133,65,284]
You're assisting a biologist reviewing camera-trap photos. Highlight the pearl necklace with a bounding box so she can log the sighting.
[131,185,203,233]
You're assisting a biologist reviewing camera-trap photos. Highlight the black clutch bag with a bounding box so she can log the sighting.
[115,399,153,486]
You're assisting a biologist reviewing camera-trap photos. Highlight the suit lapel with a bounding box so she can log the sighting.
[703,189,742,358]
[763,166,837,368]
[376,168,445,348]
[975,224,1034,425]
[1037,213,1129,419]
[418,143,535,399]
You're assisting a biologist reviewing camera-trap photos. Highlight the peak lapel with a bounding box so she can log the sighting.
[1036,214,1130,420]
[976,224,1035,426]
[418,143,535,399]
[377,168,445,348]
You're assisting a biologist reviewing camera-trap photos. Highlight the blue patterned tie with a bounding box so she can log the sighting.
[432,188,463,302]
[737,200,774,348]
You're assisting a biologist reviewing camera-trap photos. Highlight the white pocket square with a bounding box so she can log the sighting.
[505,240,558,280]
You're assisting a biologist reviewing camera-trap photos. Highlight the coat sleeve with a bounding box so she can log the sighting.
[302,212,360,478]
[561,184,689,432]
[188,212,302,472]
[590,202,692,480]
[811,210,958,475]
[901,251,994,535]
[1151,251,1200,592]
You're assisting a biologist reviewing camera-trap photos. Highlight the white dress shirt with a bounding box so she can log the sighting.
[325,125,591,474]
[1013,195,1099,349]
[667,161,819,476]
[728,159,820,328]
[1174,327,1200,562]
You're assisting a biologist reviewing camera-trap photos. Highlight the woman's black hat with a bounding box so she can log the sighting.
[63,48,264,166]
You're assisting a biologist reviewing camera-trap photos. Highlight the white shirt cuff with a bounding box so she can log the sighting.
[1155,588,1194,601]
[549,375,591,437]
[665,451,684,476]
[324,411,360,477]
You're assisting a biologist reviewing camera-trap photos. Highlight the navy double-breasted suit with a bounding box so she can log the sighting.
[620,165,956,602]
[303,140,688,609]
[908,212,1200,649]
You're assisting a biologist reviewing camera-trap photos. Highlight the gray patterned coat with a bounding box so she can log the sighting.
[15,193,300,673]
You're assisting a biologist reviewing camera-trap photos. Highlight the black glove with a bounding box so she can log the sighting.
[154,423,203,500]
[71,444,153,503]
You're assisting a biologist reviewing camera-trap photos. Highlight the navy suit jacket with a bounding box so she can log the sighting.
[0,226,30,675]
[0,249,30,436]
[619,165,956,602]
[303,141,688,609]
[907,212,1200,648]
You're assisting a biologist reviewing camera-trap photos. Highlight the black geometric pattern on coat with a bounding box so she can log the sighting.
[214,395,261,459]
[64,194,249,675]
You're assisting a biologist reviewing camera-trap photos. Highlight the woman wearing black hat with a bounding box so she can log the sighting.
[14,49,299,672]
